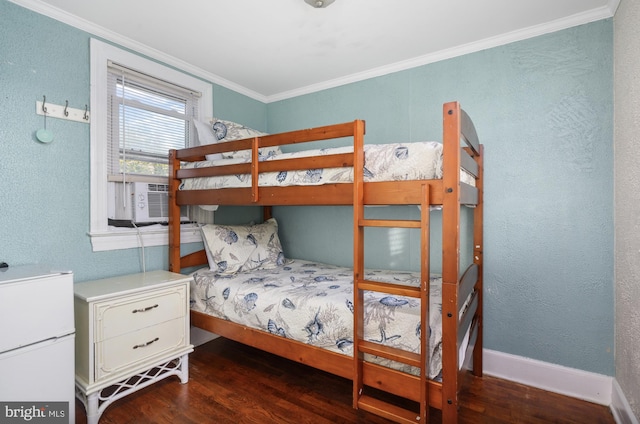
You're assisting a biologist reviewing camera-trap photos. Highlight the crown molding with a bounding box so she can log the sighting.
[10,0,616,104]
[8,0,268,103]
[608,0,621,15]
[267,4,616,102]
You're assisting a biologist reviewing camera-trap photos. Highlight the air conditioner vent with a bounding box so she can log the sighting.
[132,182,177,223]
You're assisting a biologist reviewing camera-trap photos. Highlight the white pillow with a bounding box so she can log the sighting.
[193,119,223,161]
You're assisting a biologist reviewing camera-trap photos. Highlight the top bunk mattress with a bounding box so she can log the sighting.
[179,142,474,191]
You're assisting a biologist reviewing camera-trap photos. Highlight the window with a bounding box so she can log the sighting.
[89,39,213,251]
[106,62,198,182]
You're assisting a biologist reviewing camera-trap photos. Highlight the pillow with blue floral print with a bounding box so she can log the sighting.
[209,117,281,160]
[201,218,286,275]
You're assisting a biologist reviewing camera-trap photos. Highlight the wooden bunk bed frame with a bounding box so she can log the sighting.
[168,101,483,423]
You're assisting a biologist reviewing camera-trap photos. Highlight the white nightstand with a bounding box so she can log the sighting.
[74,270,194,424]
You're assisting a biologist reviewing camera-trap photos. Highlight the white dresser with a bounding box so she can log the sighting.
[74,270,193,424]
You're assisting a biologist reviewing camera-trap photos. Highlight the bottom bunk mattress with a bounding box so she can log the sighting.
[190,259,444,379]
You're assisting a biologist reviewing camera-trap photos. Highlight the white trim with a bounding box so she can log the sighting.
[483,348,612,406]
[611,379,640,424]
[265,6,616,102]
[9,0,266,103]
[10,0,615,103]
[483,349,640,422]
[89,39,212,252]
[89,225,202,252]
[609,0,622,15]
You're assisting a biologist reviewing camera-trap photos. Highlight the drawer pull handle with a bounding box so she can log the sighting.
[133,337,159,349]
[132,304,159,313]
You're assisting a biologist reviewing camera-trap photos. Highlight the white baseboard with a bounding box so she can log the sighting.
[483,348,612,405]
[611,379,640,424]
[483,349,640,424]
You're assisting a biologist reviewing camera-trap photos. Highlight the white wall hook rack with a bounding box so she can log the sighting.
[36,100,90,123]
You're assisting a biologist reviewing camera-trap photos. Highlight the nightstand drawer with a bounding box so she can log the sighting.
[95,317,186,379]
[96,286,186,341]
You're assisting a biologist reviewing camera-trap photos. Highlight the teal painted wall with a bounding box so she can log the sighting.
[0,0,266,281]
[266,21,614,375]
[0,0,613,376]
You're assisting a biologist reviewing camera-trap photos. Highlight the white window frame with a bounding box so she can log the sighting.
[89,39,212,252]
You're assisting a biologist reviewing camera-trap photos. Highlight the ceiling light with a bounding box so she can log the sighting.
[304,0,335,8]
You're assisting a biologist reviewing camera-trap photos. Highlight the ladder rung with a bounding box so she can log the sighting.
[358,340,421,368]
[356,279,421,298]
[358,395,420,424]
[359,219,421,229]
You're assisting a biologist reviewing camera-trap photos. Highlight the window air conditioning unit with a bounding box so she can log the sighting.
[132,182,186,223]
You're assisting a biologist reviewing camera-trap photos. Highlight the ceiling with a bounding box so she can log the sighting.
[16,0,617,102]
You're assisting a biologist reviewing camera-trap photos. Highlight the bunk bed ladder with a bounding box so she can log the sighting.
[352,152,431,423]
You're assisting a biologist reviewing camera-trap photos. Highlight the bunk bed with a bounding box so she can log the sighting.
[168,101,483,423]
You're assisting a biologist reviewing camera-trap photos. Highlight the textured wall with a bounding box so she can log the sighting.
[268,21,614,375]
[614,0,640,418]
[0,0,615,377]
[0,0,266,282]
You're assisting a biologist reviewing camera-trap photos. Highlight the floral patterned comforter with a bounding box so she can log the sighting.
[191,259,444,379]
[180,142,452,191]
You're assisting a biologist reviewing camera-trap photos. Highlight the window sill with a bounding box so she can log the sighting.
[89,223,202,252]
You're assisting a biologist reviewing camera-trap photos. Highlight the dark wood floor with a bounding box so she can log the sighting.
[76,338,615,423]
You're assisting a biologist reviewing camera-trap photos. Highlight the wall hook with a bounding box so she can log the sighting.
[36,98,90,124]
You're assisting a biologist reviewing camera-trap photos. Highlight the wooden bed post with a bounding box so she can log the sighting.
[352,119,366,411]
[418,183,432,422]
[441,101,461,423]
[472,144,484,376]
[168,149,182,273]
[263,206,273,221]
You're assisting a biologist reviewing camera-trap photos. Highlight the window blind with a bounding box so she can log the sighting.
[106,61,201,181]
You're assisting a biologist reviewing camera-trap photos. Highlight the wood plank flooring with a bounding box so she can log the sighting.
[76,337,615,423]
